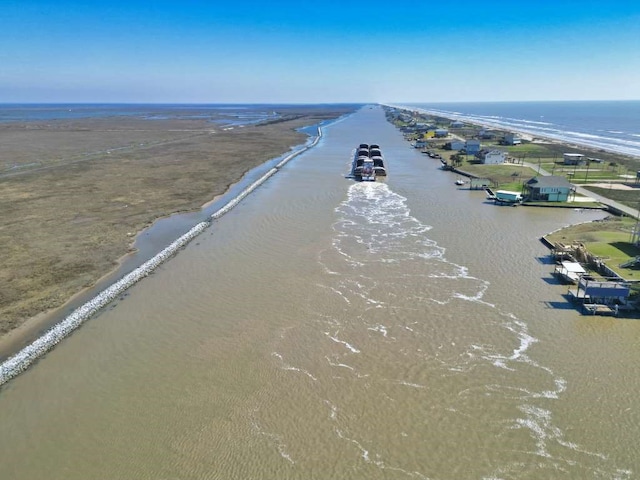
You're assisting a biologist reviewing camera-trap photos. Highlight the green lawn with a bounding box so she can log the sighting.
[458,163,537,188]
[582,186,640,211]
[545,217,640,280]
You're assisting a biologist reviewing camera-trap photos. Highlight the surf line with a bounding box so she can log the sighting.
[0,127,323,387]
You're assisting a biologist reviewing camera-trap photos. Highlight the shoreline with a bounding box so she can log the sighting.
[0,123,325,384]
[0,108,338,360]
[387,103,640,161]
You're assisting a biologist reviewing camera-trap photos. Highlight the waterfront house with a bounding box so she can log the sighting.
[450,120,464,128]
[464,139,481,155]
[479,129,496,139]
[503,133,522,145]
[444,140,465,150]
[563,153,586,165]
[434,128,449,138]
[524,176,574,202]
[478,149,506,165]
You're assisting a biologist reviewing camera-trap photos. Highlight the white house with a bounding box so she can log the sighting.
[480,150,507,164]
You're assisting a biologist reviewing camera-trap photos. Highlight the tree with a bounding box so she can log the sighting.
[450,154,464,167]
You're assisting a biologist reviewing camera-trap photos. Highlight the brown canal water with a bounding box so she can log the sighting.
[0,106,638,479]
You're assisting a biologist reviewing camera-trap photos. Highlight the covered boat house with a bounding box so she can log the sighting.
[568,276,631,316]
[494,190,523,204]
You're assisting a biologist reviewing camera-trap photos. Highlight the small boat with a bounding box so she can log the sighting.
[455,178,466,185]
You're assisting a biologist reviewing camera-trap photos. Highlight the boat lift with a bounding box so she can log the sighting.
[567,276,631,316]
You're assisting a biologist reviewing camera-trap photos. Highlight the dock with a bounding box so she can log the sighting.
[566,276,631,316]
[581,303,619,316]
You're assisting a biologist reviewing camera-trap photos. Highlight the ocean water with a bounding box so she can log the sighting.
[401,101,640,158]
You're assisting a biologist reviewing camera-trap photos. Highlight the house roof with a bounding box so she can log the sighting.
[526,176,573,188]
[561,261,586,274]
[478,149,505,157]
[496,190,522,197]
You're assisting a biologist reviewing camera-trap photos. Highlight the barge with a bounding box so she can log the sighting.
[352,143,387,181]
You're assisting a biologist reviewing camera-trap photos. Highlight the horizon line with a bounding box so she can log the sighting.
[1,99,639,106]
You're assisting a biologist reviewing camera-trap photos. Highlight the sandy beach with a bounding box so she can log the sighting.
[0,105,356,354]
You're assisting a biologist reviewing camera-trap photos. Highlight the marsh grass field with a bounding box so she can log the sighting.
[0,106,356,339]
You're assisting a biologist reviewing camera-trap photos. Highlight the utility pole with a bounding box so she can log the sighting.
[584,159,591,182]
[632,202,640,245]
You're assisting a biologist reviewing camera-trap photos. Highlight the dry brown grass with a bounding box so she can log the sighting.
[0,106,355,336]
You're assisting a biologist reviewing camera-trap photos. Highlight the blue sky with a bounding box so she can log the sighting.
[2,0,639,103]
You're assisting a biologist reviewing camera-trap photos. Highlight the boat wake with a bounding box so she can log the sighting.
[266,181,631,478]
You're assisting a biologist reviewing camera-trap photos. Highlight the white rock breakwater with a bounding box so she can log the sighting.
[0,127,323,386]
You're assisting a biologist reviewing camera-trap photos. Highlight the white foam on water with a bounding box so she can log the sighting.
[251,414,296,465]
[514,404,608,460]
[397,381,425,389]
[324,399,339,420]
[325,356,355,371]
[271,352,317,381]
[334,428,375,465]
[317,284,352,304]
[333,427,431,479]
[317,179,630,477]
[325,333,360,354]
[367,324,389,337]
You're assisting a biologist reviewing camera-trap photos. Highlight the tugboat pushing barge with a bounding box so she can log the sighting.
[351,143,387,181]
